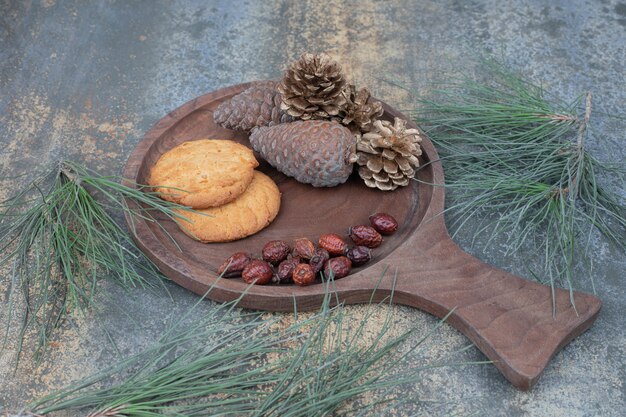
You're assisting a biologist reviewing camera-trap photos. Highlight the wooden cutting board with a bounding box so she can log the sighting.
[123,83,601,390]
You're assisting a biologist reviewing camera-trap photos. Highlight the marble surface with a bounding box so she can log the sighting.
[1,1,624,415]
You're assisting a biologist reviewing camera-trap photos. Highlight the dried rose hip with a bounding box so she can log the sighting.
[274,257,300,284]
[217,252,252,278]
[309,248,330,274]
[318,233,348,256]
[323,256,352,279]
[292,263,316,286]
[346,246,372,266]
[262,240,291,265]
[292,238,316,260]
[242,260,274,285]
[348,225,382,248]
[369,213,398,235]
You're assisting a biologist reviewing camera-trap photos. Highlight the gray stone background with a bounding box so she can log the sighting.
[1,0,624,415]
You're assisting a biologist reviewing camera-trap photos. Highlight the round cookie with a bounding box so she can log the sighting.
[149,139,258,209]
[175,171,281,243]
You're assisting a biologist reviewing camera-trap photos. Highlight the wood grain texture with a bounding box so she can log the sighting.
[123,83,601,390]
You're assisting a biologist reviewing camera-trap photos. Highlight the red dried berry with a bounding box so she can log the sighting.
[318,233,348,256]
[293,263,316,286]
[348,225,382,248]
[309,248,330,274]
[292,238,316,260]
[217,252,252,278]
[346,246,372,266]
[274,257,300,284]
[242,260,274,285]
[323,256,352,279]
[262,240,291,265]
[369,213,398,235]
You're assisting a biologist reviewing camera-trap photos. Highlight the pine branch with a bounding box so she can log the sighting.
[0,160,197,362]
[24,285,479,417]
[407,59,626,297]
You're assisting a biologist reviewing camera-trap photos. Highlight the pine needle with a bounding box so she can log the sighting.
[406,59,626,297]
[0,160,197,362]
[21,283,480,417]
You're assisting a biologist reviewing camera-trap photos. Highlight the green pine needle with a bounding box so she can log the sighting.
[406,59,626,298]
[0,160,197,362]
[22,283,479,417]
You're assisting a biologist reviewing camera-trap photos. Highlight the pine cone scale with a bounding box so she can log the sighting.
[383,159,397,173]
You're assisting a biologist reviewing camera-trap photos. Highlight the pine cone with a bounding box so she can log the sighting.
[213,80,294,132]
[249,120,357,187]
[355,117,423,191]
[339,85,384,133]
[278,53,347,121]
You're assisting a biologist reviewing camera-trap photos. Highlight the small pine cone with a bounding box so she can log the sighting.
[213,80,294,132]
[338,85,384,133]
[356,117,423,191]
[249,120,357,187]
[278,53,347,121]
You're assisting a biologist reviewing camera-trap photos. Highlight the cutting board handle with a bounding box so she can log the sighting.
[385,237,601,390]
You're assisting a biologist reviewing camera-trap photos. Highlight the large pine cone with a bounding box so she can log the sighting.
[213,81,294,132]
[278,53,347,121]
[356,117,423,191]
[249,120,357,187]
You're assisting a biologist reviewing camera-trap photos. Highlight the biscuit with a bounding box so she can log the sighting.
[175,171,281,243]
[148,139,258,209]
